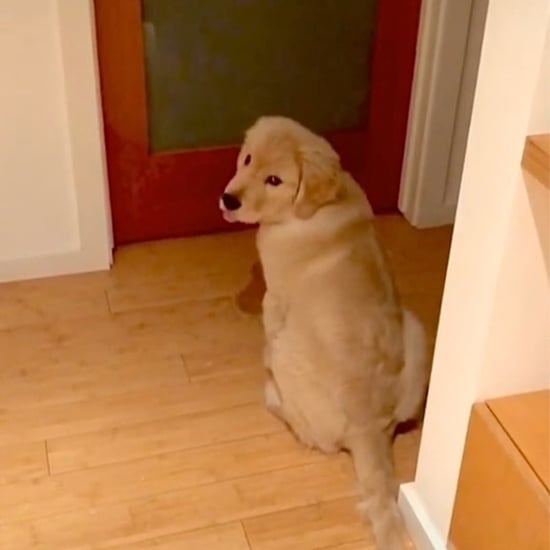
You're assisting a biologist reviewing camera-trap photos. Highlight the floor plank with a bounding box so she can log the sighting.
[0,356,189,409]
[184,345,263,381]
[47,403,282,473]
[0,460,355,549]
[0,272,110,330]
[127,459,356,539]
[106,230,256,313]
[0,374,262,446]
[0,501,134,549]
[111,523,251,550]
[321,542,376,550]
[243,498,369,550]
[0,433,322,524]
[0,441,49,485]
[1,298,260,370]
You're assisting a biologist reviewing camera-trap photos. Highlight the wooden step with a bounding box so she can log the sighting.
[522,133,549,278]
[449,390,550,550]
[487,390,550,492]
[523,133,550,188]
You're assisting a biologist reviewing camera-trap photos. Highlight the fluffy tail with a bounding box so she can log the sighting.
[347,433,411,550]
[395,309,429,422]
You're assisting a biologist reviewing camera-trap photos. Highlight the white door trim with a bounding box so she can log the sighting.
[56,0,113,264]
[399,0,487,228]
[0,0,112,283]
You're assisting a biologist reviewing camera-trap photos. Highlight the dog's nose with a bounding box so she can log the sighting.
[221,192,241,211]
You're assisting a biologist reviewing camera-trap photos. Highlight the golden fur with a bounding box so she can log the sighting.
[221,117,428,550]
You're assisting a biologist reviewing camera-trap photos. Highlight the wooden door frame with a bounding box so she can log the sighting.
[4,0,483,281]
[94,0,422,245]
[38,0,484,279]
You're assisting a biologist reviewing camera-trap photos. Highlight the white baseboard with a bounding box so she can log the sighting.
[399,201,457,229]
[399,482,448,550]
[0,248,111,283]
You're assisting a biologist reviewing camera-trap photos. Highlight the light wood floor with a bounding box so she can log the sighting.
[0,216,452,550]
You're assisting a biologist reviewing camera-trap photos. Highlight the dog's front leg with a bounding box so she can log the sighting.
[262,291,286,370]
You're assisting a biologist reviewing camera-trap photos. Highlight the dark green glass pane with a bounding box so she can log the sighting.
[142,0,377,151]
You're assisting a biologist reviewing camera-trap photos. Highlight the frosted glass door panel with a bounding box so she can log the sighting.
[142,0,377,152]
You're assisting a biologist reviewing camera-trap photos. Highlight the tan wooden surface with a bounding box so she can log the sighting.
[450,403,550,550]
[0,217,452,549]
[488,390,550,492]
[523,134,550,188]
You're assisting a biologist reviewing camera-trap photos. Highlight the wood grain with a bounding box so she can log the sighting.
[0,374,262,446]
[523,134,550,188]
[0,219,452,548]
[449,403,550,550]
[47,403,282,473]
[0,442,49,485]
[487,390,550,492]
[112,523,251,550]
[243,498,370,550]
[0,434,322,524]
[0,460,355,549]
[94,1,422,244]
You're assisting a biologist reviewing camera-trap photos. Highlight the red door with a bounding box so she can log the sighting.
[94,1,421,245]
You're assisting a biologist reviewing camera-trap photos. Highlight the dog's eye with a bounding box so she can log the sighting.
[244,154,251,166]
[265,175,282,186]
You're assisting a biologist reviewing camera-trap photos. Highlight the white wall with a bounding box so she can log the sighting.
[478,172,549,398]
[476,18,550,397]
[0,1,77,260]
[529,23,550,135]
[0,0,111,282]
[399,0,550,547]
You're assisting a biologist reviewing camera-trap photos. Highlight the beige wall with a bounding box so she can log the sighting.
[529,24,550,135]
[0,1,78,260]
[478,171,549,398]
[475,18,549,397]
[399,0,550,547]
[0,0,111,282]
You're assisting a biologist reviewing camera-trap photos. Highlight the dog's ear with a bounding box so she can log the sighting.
[294,138,342,219]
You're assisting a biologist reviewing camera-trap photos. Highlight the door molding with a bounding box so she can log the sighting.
[0,0,112,283]
[399,0,488,228]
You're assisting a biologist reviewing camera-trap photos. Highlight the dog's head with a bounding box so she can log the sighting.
[220,117,342,225]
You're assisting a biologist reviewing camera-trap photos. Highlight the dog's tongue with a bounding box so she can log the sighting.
[222,211,233,222]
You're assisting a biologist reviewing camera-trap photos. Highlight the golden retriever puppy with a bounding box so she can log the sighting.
[220,116,428,550]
